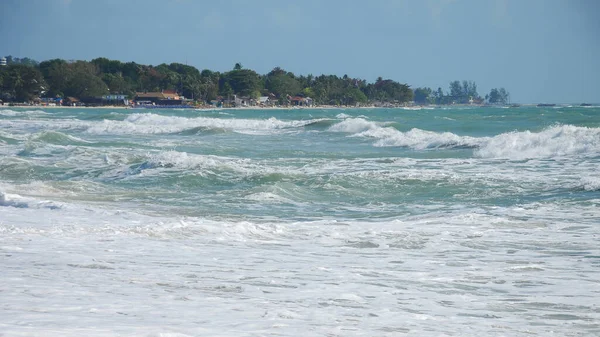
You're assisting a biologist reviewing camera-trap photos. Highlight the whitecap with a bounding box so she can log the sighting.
[475,125,600,159]
[85,113,327,135]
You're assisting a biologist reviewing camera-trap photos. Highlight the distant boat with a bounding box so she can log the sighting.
[509,104,521,108]
[580,103,592,107]
[537,103,556,107]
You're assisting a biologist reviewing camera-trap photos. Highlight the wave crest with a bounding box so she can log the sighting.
[0,109,48,117]
[0,191,62,210]
[328,118,482,150]
[329,119,600,158]
[576,177,600,191]
[30,131,92,145]
[475,125,600,159]
[86,113,327,135]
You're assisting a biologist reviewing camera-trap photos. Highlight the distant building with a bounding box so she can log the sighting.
[290,96,313,107]
[134,90,187,106]
[0,57,6,66]
[64,97,81,106]
[102,94,129,106]
[234,95,254,107]
[40,97,63,106]
[259,96,271,105]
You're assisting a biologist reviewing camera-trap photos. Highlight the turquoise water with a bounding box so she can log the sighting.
[1,106,599,336]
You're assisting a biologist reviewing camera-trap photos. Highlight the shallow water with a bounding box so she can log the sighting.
[1,106,599,336]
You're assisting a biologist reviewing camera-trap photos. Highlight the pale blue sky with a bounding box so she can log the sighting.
[1,0,598,103]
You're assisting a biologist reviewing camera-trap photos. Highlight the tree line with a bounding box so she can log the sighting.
[0,55,509,105]
[414,81,510,105]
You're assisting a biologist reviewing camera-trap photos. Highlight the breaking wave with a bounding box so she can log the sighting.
[0,191,62,210]
[29,131,93,146]
[328,119,600,158]
[575,177,600,191]
[0,109,49,117]
[475,125,600,159]
[85,113,329,135]
[328,118,483,150]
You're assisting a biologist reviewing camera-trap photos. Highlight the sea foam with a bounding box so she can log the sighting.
[85,113,326,135]
[476,125,600,159]
[0,109,48,117]
[328,118,483,149]
[329,119,600,158]
[0,191,62,210]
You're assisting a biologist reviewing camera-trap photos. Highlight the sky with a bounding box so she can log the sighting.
[1,0,598,103]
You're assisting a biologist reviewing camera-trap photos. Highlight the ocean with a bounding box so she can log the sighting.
[1,105,599,336]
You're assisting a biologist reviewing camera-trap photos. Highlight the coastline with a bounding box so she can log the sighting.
[2,103,591,111]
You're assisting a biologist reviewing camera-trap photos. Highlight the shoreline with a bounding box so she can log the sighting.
[1,103,593,110]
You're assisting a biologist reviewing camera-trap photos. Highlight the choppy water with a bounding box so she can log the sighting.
[1,105,599,336]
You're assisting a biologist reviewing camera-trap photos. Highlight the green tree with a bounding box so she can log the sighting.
[414,87,433,104]
[222,68,261,97]
[449,80,462,102]
[0,64,46,102]
[302,87,315,98]
[431,87,446,104]
[448,80,479,103]
[488,87,510,104]
[343,87,367,105]
[63,61,109,98]
[365,78,413,103]
[264,67,302,98]
[199,69,220,101]
[221,82,233,97]
[3,55,39,67]
[462,80,478,99]
[39,59,70,97]
[91,57,124,74]
[102,73,130,95]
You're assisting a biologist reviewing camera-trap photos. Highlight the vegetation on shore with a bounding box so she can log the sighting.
[0,55,510,106]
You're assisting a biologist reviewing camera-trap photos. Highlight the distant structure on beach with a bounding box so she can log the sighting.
[132,90,193,108]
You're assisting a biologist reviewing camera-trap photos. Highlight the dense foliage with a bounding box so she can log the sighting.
[413,82,511,105]
[0,64,46,102]
[1,55,509,106]
[486,87,510,104]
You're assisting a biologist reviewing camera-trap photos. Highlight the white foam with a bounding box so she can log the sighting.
[371,128,482,149]
[85,113,326,135]
[328,118,483,149]
[1,187,599,337]
[0,191,63,210]
[329,119,600,158]
[29,130,94,144]
[578,177,600,191]
[476,125,600,159]
[244,192,295,204]
[0,109,48,116]
[328,118,380,134]
[144,151,251,175]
